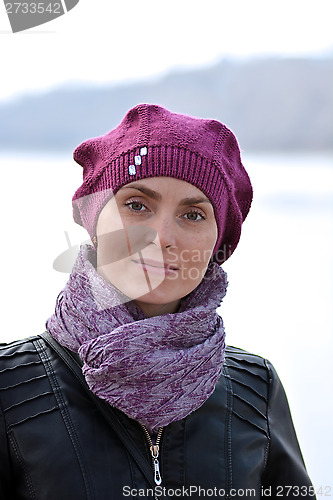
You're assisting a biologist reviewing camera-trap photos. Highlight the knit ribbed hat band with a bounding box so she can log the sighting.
[72,104,253,264]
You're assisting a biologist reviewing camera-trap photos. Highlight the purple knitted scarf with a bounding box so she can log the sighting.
[46,244,228,433]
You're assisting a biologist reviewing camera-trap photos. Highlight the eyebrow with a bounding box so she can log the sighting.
[123,183,212,206]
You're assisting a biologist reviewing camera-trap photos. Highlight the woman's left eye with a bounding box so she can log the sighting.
[184,211,205,221]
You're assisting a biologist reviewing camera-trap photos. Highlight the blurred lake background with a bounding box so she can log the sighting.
[1,52,332,491]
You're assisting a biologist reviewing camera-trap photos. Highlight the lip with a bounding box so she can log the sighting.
[132,258,179,275]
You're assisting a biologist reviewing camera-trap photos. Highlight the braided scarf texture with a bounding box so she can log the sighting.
[46,244,228,433]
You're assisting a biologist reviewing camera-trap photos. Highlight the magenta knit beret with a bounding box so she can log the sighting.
[72,103,253,264]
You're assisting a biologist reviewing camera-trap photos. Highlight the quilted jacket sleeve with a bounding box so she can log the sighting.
[261,360,316,498]
[0,382,11,498]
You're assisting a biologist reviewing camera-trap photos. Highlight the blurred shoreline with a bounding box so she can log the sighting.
[1,56,332,153]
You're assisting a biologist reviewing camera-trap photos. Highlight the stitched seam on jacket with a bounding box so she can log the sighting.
[228,377,267,400]
[8,430,37,500]
[34,338,94,500]
[0,386,14,495]
[232,393,268,421]
[126,447,138,492]
[261,360,271,482]
[222,363,233,498]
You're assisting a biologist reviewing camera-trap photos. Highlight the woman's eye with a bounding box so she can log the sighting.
[125,201,146,211]
[184,211,205,221]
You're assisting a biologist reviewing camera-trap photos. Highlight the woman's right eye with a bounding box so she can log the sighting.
[125,201,146,212]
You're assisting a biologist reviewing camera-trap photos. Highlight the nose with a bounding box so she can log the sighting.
[150,212,177,249]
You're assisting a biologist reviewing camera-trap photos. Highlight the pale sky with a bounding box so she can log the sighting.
[0,0,333,101]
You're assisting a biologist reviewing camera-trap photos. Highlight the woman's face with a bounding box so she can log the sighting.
[96,177,218,317]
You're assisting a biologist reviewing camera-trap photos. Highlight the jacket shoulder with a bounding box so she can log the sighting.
[0,335,42,364]
[224,344,270,392]
[0,334,41,349]
[225,345,268,367]
[225,345,270,382]
[0,335,59,426]
[223,345,270,437]
[225,346,281,389]
[0,335,43,370]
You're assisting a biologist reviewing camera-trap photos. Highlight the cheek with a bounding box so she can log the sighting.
[96,226,131,267]
[181,227,218,265]
[96,196,125,237]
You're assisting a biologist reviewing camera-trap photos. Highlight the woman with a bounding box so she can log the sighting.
[0,104,315,499]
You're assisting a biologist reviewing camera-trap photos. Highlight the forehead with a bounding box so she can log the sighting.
[119,176,207,197]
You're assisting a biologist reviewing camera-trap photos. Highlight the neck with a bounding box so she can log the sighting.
[133,299,181,318]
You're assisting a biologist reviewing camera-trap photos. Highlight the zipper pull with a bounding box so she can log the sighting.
[153,458,162,485]
[150,445,162,485]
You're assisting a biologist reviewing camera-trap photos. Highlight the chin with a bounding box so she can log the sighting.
[132,280,195,306]
[131,289,180,306]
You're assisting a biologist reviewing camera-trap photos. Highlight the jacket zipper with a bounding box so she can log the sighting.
[140,424,164,486]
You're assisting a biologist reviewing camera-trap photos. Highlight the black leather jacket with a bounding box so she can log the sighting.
[0,334,315,499]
